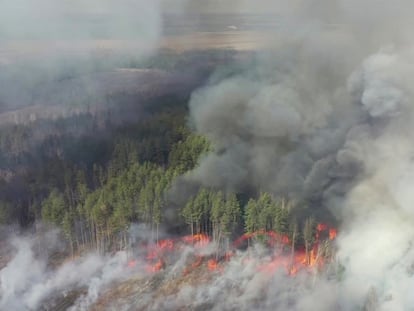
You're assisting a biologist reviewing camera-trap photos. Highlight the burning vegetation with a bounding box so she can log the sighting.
[3,0,414,309]
[128,222,337,277]
[83,223,339,311]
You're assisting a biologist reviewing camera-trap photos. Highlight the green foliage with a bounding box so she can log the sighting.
[244,199,259,233]
[222,193,241,236]
[244,193,292,235]
[181,188,241,242]
[41,189,66,226]
[168,132,211,173]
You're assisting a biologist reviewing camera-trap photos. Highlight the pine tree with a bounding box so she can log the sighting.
[257,192,274,231]
[182,197,196,236]
[289,218,298,272]
[223,193,240,237]
[41,189,66,226]
[273,199,290,235]
[245,199,259,233]
[303,217,316,265]
[211,191,224,242]
[192,188,210,234]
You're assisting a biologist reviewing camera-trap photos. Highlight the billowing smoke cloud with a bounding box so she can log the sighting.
[183,1,414,204]
[336,47,414,309]
[183,35,360,201]
[176,0,414,309]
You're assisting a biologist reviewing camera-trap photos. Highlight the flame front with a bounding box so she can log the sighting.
[128,223,337,277]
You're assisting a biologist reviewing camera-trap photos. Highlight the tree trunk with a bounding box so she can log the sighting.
[290,226,297,273]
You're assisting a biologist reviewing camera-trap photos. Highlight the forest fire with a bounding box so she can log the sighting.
[253,223,336,275]
[329,228,337,240]
[207,259,219,271]
[181,233,210,248]
[128,223,337,277]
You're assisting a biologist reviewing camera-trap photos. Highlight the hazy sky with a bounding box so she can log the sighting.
[163,0,296,13]
[0,0,285,41]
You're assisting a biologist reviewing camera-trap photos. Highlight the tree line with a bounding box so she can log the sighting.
[0,93,333,261]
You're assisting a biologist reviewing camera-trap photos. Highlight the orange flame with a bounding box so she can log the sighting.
[207,259,219,271]
[182,233,211,247]
[316,223,328,232]
[233,230,290,249]
[329,228,337,240]
[127,260,137,268]
[129,226,337,277]
[148,259,164,272]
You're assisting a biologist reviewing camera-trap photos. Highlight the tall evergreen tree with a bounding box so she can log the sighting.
[303,216,316,265]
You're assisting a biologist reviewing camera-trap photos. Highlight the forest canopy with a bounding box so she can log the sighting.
[0,50,330,260]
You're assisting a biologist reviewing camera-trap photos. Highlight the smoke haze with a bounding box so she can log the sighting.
[0,0,162,41]
[2,0,414,310]
[0,227,156,311]
[177,0,414,309]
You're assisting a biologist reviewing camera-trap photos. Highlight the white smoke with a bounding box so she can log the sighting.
[0,229,152,311]
[99,240,341,311]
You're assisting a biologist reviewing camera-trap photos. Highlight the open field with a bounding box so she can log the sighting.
[0,31,269,64]
[0,14,272,125]
[0,14,278,63]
